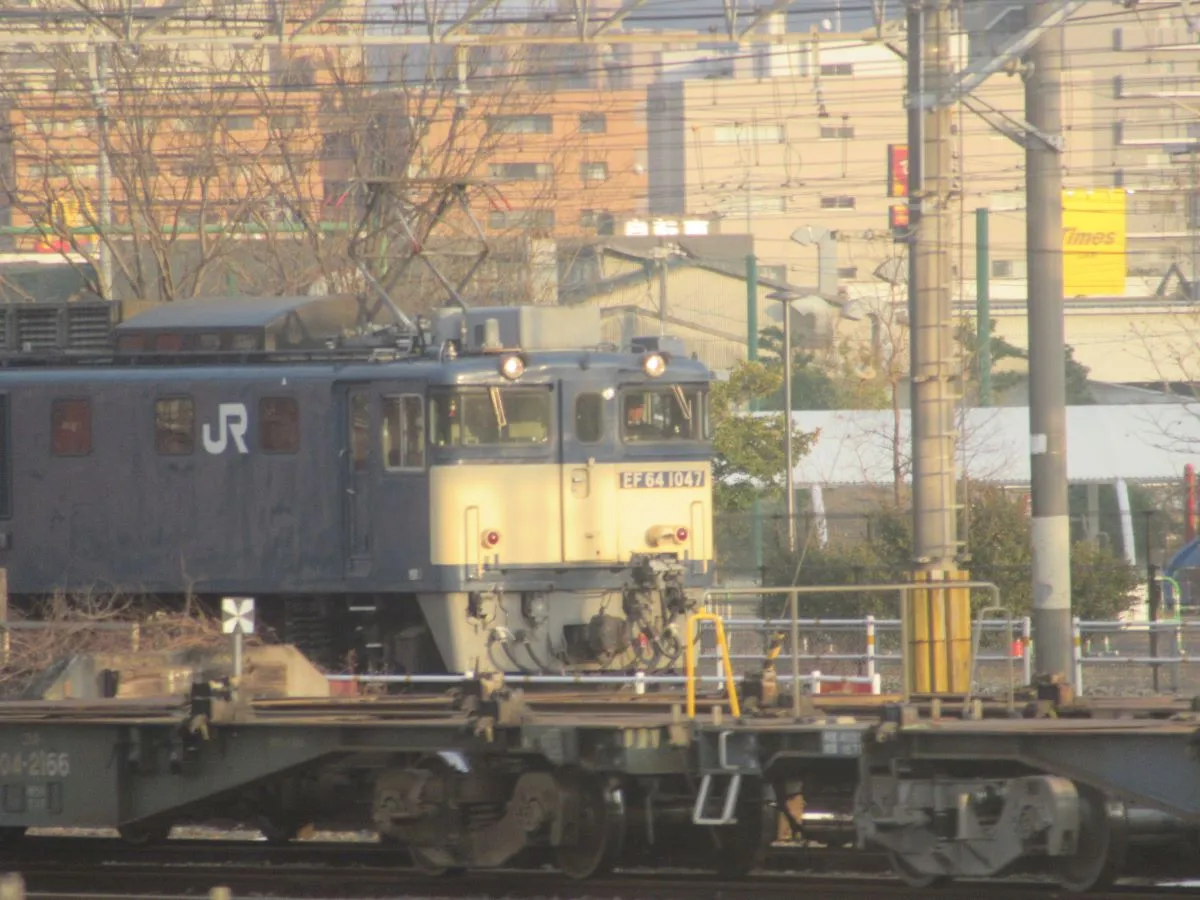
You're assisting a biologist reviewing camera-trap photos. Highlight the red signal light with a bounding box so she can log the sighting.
[675,527,689,543]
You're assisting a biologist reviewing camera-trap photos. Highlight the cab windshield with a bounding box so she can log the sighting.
[430,387,552,446]
[620,386,708,442]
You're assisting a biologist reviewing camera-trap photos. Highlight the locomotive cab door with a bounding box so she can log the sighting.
[342,385,374,577]
[560,382,616,562]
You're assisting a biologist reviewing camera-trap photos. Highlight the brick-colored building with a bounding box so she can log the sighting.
[320,87,649,240]
[4,87,329,253]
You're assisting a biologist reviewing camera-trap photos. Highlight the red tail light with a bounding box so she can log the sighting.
[483,530,501,548]
[675,527,689,542]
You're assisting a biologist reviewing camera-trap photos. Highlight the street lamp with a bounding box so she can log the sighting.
[767,288,800,555]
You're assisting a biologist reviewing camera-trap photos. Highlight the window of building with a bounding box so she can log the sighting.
[269,114,303,131]
[820,63,854,76]
[580,161,608,182]
[819,125,855,139]
[713,123,784,144]
[488,162,554,180]
[837,266,859,279]
[155,397,194,455]
[579,113,607,134]
[51,398,91,456]
[575,393,604,444]
[488,209,555,230]
[260,397,300,453]
[487,114,553,134]
[820,195,856,209]
[224,115,255,131]
[992,259,1027,279]
[382,395,425,469]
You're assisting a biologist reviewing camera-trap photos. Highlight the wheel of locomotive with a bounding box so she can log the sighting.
[410,846,466,878]
[257,815,310,845]
[554,767,626,880]
[1056,784,1128,894]
[887,851,951,889]
[117,822,172,845]
[711,777,777,878]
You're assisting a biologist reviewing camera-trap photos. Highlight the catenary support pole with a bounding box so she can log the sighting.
[1025,0,1074,682]
[905,0,968,694]
[783,290,796,555]
[91,45,113,301]
[907,0,958,572]
[976,208,992,406]
[747,254,764,575]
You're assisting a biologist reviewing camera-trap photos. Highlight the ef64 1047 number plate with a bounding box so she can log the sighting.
[619,470,706,489]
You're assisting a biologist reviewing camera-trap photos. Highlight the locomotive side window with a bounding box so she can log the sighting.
[430,387,551,446]
[51,399,92,456]
[260,397,299,454]
[620,387,707,442]
[349,393,370,472]
[382,395,425,469]
[155,397,195,455]
[575,393,604,444]
[0,396,9,519]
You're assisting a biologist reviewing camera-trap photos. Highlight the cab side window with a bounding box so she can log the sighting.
[383,394,425,469]
[575,392,603,443]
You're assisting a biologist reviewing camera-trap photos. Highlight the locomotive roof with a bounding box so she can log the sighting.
[113,294,350,331]
[0,347,713,386]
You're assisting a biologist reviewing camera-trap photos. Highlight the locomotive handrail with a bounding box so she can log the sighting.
[684,612,740,720]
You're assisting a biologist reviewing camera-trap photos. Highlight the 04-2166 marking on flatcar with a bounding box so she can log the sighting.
[0,750,70,777]
[619,470,706,489]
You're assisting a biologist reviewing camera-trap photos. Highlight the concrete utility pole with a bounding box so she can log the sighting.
[903,0,973,696]
[90,44,113,301]
[1024,1,1073,681]
[907,0,959,571]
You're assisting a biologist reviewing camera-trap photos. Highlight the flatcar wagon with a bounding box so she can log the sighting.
[0,296,716,675]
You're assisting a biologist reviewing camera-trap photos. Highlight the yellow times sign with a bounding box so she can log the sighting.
[1062,188,1126,297]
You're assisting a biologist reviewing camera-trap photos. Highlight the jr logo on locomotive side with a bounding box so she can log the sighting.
[203,403,250,455]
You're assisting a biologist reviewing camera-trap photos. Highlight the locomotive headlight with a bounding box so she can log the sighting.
[499,354,525,380]
[642,352,667,378]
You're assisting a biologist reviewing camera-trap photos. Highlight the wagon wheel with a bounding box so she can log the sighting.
[887,850,951,889]
[1056,784,1127,894]
[711,777,777,878]
[555,768,626,880]
[117,821,172,845]
[410,846,466,877]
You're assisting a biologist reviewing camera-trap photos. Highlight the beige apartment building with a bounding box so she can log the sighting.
[647,39,1099,304]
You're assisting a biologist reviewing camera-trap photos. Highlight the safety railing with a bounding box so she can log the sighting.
[694,615,1033,688]
[1073,617,1200,693]
[699,582,1005,714]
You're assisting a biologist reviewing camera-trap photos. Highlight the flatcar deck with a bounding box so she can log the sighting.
[0,682,1194,893]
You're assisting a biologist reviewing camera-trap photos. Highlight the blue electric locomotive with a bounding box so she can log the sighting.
[0,296,716,674]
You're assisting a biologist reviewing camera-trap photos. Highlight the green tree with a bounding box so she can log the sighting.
[756,326,889,411]
[764,486,1139,620]
[957,317,1094,405]
[710,359,816,513]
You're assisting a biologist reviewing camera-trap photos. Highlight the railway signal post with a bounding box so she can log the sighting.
[221,596,256,679]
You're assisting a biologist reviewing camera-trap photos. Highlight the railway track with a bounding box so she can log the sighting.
[11,865,1200,900]
[0,838,1197,900]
